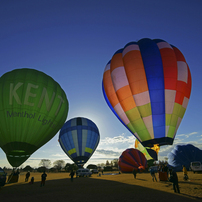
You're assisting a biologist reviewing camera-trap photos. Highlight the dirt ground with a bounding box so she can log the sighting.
[0,171,201,202]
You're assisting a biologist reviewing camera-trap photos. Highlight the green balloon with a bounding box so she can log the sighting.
[0,68,69,167]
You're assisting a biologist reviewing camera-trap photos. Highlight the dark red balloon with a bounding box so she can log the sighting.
[118,148,147,173]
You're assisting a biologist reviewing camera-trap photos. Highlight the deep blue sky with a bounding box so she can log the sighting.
[0,0,202,168]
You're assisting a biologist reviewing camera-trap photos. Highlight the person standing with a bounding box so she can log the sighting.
[30,177,34,184]
[149,167,157,182]
[182,165,188,180]
[169,169,180,193]
[40,171,47,186]
[25,171,30,182]
[69,170,75,182]
[132,169,137,179]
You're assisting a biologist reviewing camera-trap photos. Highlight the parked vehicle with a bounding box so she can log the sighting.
[76,169,92,177]
[190,161,202,173]
[91,169,99,174]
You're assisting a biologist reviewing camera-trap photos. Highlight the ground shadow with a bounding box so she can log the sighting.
[135,178,147,181]
[180,180,202,186]
[0,177,200,202]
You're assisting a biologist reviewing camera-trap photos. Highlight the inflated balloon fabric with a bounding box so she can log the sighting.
[59,117,100,166]
[0,68,68,167]
[168,144,202,171]
[103,38,191,147]
[118,148,147,173]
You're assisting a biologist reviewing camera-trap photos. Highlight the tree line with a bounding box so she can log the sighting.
[2,158,168,173]
[2,159,120,173]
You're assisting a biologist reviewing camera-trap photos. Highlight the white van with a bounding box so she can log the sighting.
[76,169,92,177]
[190,161,202,173]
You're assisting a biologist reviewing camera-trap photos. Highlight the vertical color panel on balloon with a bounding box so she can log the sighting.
[138,38,165,139]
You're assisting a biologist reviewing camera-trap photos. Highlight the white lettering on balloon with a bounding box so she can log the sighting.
[9,82,65,116]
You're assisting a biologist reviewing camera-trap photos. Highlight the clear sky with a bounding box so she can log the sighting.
[0,0,202,169]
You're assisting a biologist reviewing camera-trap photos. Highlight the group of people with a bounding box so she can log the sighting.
[25,171,47,186]
[140,164,189,194]
[24,170,75,186]
[23,164,189,194]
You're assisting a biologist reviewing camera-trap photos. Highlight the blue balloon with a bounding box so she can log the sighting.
[167,144,202,171]
[58,117,100,167]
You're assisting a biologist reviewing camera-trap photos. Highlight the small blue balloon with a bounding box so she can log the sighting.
[59,117,100,167]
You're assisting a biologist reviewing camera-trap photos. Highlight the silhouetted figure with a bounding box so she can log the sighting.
[70,170,75,182]
[25,171,30,182]
[169,169,180,193]
[132,169,137,179]
[29,177,34,184]
[40,171,47,186]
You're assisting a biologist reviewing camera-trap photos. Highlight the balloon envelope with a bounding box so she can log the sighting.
[168,144,202,171]
[134,139,153,160]
[135,139,158,160]
[0,68,69,167]
[118,148,147,173]
[103,38,191,148]
[59,117,100,167]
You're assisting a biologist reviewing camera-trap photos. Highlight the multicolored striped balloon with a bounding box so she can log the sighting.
[102,38,192,147]
[58,117,100,167]
[118,148,147,173]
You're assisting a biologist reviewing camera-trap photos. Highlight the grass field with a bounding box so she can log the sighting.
[0,171,201,202]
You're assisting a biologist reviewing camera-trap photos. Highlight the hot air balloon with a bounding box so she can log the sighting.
[103,38,191,148]
[135,139,158,160]
[168,144,202,171]
[118,148,147,173]
[58,117,100,167]
[0,68,69,167]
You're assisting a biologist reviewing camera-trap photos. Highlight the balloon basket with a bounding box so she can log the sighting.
[7,173,19,184]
